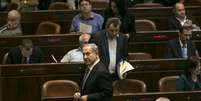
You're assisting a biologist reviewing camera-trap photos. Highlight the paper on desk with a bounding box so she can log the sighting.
[117,60,135,79]
[79,23,92,33]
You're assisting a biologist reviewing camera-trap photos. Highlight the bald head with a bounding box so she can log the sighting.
[79,33,91,45]
[173,3,186,19]
[7,10,21,28]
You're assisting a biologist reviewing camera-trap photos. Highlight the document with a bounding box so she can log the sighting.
[79,23,92,33]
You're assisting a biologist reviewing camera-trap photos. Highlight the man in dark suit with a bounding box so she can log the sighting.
[168,3,200,30]
[90,17,128,80]
[164,28,198,58]
[6,39,44,64]
[73,43,112,101]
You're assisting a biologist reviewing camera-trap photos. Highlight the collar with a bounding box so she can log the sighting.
[79,12,94,20]
[179,38,187,48]
[88,58,100,71]
[106,31,119,39]
[176,16,187,26]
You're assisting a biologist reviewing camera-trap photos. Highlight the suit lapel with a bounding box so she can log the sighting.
[175,39,183,58]
[116,35,120,63]
[103,31,110,62]
[187,41,192,57]
[82,63,98,92]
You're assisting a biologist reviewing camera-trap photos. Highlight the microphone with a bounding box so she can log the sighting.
[51,54,58,63]
[0,24,9,33]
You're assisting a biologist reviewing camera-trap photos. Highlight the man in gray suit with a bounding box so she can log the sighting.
[0,10,22,36]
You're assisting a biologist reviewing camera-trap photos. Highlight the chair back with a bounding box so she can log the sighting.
[159,76,179,92]
[135,19,157,32]
[2,52,8,64]
[113,79,146,96]
[48,2,69,10]
[36,21,61,35]
[42,80,79,97]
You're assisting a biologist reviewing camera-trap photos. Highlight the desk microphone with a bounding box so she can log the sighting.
[0,24,9,33]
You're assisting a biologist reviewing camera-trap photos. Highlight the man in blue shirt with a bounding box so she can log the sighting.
[70,0,104,34]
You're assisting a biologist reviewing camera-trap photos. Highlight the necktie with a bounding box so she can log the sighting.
[82,68,90,90]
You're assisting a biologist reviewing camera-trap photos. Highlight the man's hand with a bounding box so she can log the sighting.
[81,95,88,101]
[73,92,81,101]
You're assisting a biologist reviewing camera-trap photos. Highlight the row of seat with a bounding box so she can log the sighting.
[42,76,179,98]
[1,52,152,64]
[30,19,157,35]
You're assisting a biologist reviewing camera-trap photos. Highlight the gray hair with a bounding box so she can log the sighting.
[83,43,99,54]
[105,17,121,28]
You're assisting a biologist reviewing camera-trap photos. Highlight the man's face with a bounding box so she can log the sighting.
[82,46,97,65]
[7,14,19,29]
[175,3,186,19]
[179,29,192,44]
[107,24,120,38]
[21,47,33,58]
[111,1,118,14]
[80,1,92,14]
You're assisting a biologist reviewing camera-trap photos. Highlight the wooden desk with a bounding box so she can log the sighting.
[0,63,85,101]
[0,6,201,34]
[113,91,201,101]
[0,59,188,101]
[42,91,201,101]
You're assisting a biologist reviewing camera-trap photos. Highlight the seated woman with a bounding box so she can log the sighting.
[176,56,201,91]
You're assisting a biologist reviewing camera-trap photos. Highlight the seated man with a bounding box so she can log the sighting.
[168,3,200,31]
[73,43,112,101]
[164,28,198,58]
[6,39,45,64]
[60,33,91,62]
[70,0,104,34]
[0,10,22,36]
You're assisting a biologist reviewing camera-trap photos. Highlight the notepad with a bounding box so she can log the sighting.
[79,23,92,33]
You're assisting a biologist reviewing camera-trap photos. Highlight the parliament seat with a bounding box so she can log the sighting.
[48,2,70,10]
[159,76,179,92]
[2,52,8,64]
[42,80,79,98]
[36,21,61,35]
[113,79,146,96]
[91,1,108,9]
[135,19,157,32]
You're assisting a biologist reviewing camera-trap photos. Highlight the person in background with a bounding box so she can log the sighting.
[60,33,91,63]
[168,3,200,30]
[73,43,112,101]
[16,0,39,11]
[176,56,201,91]
[0,10,22,36]
[6,39,45,64]
[70,0,104,34]
[164,28,199,58]
[104,0,135,38]
[91,17,128,80]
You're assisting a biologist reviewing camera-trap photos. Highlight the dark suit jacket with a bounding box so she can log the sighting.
[164,38,197,58]
[91,30,128,74]
[81,62,112,101]
[168,16,194,30]
[6,47,45,64]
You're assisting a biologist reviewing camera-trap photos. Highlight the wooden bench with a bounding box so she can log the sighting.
[0,58,188,101]
[0,6,201,34]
